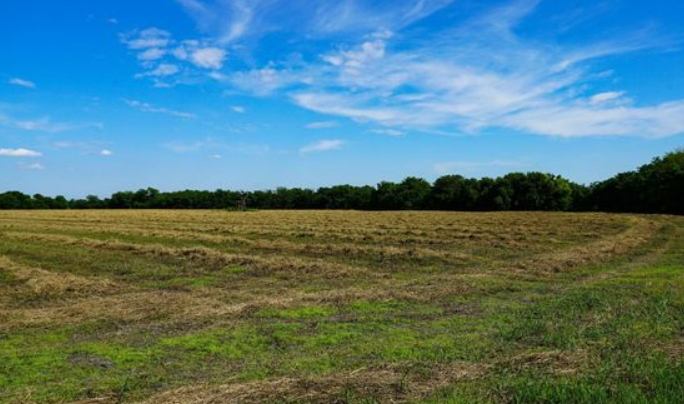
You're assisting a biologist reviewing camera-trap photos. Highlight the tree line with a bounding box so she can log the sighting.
[1,150,682,215]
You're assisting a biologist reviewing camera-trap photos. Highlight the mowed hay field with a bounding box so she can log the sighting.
[0,210,683,404]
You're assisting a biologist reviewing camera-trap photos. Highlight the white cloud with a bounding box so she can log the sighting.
[138,48,167,61]
[231,105,246,113]
[108,18,119,24]
[208,154,222,159]
[123,28,231,84]
[136,63,180,78]
[14,118,67,132]
[190,47,227,69]
[121,28,172,49]
[370,128,404,136]
[293,93,406,126]
[125,99,196,119]
[300,139,344,153]
[100,149,113,156]
[9,78,36,89]
[305,121,338,129]
[504,101,684,138]
[589,91,627,105]
[231,67,302,95]
[0,148,42,157]
[53,141,83,149]
[323,37,388,74]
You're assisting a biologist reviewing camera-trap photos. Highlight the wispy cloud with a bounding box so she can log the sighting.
[137,48,167,61]
[231,67,303,96]
[0,148,42,157]
[231,105,246,113]
[9,78,36,89]
[370,128,404,136]
[188,0,684,138]
[53,141,114,156]
[125,99,196,119]
[165,138,271,156]
[121,27,172,50]
[135,63,180,78]
[112,0,684,137]
[175,0,455,44]
[589,91,627,105]
[18,163,45,170]
[165,141,205,153]
[0,114,101,133]
[305,121,338,129]
[300,139,344,153]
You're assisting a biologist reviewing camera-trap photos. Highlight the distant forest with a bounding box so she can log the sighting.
[2,150,683,215]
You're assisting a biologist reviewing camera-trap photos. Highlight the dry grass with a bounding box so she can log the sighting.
[0,255,119,300]
[69,362,486,404]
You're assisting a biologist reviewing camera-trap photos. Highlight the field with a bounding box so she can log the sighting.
[0,210,682,404]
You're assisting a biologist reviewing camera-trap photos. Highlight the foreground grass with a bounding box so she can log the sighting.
[0,211,681,403]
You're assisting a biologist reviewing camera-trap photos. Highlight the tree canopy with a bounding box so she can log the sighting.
[2,150,682,215]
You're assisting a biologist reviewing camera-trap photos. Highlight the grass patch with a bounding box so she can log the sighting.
[256,305,336,319]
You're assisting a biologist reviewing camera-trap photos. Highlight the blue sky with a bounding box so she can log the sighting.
[2,0,684,197]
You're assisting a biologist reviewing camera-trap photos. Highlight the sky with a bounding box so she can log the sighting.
[1,0,684,198]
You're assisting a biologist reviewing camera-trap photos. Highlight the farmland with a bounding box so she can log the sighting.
[0,210,682,404]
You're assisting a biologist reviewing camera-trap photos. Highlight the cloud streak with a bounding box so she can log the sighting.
[176,0,455,44]
[0,148,42,157]
[125,100,196,119]
[0,114,102,133]
[300,139,344,153]
[19,163,45,170]
[305,121,338,129]
[9,78,36,89]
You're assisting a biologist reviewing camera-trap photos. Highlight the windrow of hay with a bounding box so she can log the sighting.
[1,288,308,329]
[1,210,629,246]
[115,362,487,404]
[6,225,473,263]
[0,255,119,300]
[499,349,588,376]
[510,217,661,273]
[2,232,371,279]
